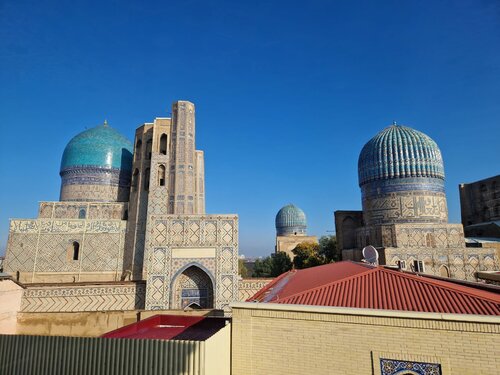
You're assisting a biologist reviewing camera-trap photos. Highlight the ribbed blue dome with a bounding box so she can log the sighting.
[276,204,307,236]
[358,125,444,186]
[60,123,133,173]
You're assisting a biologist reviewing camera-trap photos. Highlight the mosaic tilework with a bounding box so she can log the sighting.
[144,215,238,312]
[21,283,145,312]
[358,125,445,185]
[362,188,448,225]
[4,219,126,279]
[38,201,127,220]
[238,279,273,301]
[380,358,441,375]
[385,247,498,281]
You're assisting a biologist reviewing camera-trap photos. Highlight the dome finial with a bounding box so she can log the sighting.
[103,119,108,127]
[392,120,397,126]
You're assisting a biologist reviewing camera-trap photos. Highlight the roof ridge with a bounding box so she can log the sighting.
[276,266,378,302]
[378,268,500,304]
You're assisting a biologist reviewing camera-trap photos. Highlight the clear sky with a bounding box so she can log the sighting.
[1,0,499,257]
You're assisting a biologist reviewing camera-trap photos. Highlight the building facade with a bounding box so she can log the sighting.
[459,175,500,238]
[336,124,499,280]
[3,100,239,312]
[275,204,317,259]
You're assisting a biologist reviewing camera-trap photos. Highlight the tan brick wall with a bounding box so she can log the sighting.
[231,303,500,375]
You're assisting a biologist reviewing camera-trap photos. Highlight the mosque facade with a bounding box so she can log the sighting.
[275,204,317,259]
[335,124,499,280]
[4,100,240,312]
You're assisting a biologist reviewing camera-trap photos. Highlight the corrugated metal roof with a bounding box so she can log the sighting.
[249,261,372,303]
[249,261,500,316]
[102,315,229,341]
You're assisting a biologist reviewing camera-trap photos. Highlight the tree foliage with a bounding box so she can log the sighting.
[252,256,273,277]
[292,241,324,269]
[252,252,293,277]
[318,235,338,262]
[271,251,293,276]
[238,258,249,278]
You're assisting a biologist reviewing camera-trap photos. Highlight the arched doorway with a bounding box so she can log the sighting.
[171,265,214,309]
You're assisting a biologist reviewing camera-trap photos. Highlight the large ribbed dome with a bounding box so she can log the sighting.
[358,124,444,186]
[59,122,133,202]
[276,204,307,236]
[60,122,133,172]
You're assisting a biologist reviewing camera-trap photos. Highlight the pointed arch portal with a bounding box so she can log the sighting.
[171,265,214,309]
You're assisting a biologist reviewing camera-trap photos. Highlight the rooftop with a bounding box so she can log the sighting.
[249,261,500,316]
[101,315,229,341]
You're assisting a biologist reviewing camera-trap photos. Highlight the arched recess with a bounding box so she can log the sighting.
[159,134,168,155]
[170,263,215,310]
[439,264,450,278]
[158,164,166,186]
[132,169,139,192]
[146,139,152,160]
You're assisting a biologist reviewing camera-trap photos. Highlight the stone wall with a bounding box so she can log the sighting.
[20,282,145,313]
[4,218,127,283]
[231,303,500,375]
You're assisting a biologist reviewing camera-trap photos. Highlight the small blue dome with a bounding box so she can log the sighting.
[276,204,307,236]
[60,122,133,173]
[358,124,444,187]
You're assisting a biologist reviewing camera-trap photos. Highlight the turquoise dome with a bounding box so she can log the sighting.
[358,124,444,187]
[60,122,133,172]
[276,204,307,236]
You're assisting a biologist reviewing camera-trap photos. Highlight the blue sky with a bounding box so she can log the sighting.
[1,0,499,257]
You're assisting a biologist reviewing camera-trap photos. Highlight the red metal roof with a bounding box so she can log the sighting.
[249,261,500,315]
[250,261,372,303]
[102,315,229,341]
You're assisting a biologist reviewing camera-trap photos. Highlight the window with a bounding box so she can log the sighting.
[144,168,150,191]
[146,139,152,160]
[72,241,80,260]
[158,165,166,186]
[132,169,139,192]
[160,134,167,155]
[123,209,128,220]
[78,208,86,219]
[135,139,142,160]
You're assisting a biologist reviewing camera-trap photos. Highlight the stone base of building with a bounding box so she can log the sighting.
[275,235,318,259]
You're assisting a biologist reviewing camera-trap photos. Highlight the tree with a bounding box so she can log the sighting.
[252,252,293,277]
[270,252,292,277]
[319,235,338,262]
[292,241,324,269]
[253,256,273,277]
[238,258,249,278]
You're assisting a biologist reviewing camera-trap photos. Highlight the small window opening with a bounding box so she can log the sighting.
[160,134,168,155]
[78,208,86,219]
[158,164,166,186]
[135,139,142,160]
[123,209,128,220]
[132,169,139,192]
[144,168,150,191]
[16,271,20,281]
[146,139,152,160]
[73,241,80,260]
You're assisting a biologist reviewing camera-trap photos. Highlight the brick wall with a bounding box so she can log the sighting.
[231,303,500,375]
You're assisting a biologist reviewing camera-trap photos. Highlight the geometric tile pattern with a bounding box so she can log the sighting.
[21,283,145,312]
[238,278,273,301]
[144,215,238,312]
[4,218,126,280]
[38,201,127,220]
[380,358,441,375]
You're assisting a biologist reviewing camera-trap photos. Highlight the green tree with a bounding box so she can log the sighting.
[319,235,338,262]
[238,258,249,278]
[253,256,273,277]
[292,241,324,269]
[270,252,293,277]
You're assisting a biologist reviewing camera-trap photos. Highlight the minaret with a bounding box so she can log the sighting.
[169,101,202,214]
